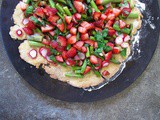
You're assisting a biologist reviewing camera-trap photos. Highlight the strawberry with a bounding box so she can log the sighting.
[105,20,114,29]
[107,13,116,20]
[93,20,104,28]
[102,70,110,76]
[85,40,95,46]
[42,39,50,45]
[74,41,84,50]
[84,66,91,75]
[48,15,59,24]
[35,7,45,18]
[78,27,87,33]
[62,51,68,60]
[94,42,98,48]
[68,35,77,44]
[81,21,94,30]
[73,1,85,13]
[55,55,64,62]
[56,46,65,52]
[41,25,54,33]
[81,33,89,41]
[26,21,36,30]
[96,0,103,5]
[78,60,83,66]
[119,20,126,29]
[81,46,87,53]
[43,6,57,16]
[50,41,58,48]
[93,12,101,21]
[106,42,114,49]
[72,15,78,24]
[65,16,72,24]
[49,31,55,36]
[70,27,77,35]
[57,22,65,32]
[100,14,107,20]
[66,47,77,58]
[105,51,112,61]
[78,52,85,60]
[98,5,104,10]
[108,29,116,36]
[67,22,73,30]
[66,58,76,66]
[112,8,121,17]
[74,13,81,20]
[113,47,120,54]
[102,61,109,67]
[95,27,102,32]
[90,55,98,64]
[23,27,33,35]
[57,36,67,46]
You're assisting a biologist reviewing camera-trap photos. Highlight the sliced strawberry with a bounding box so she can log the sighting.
[105,20,114,29]
[85,40,95,46]
[96,0,103,5]
[74,41,84,50]
[19,1,28,11]
[42,39,50,45]
[78,27,87,33]
[102,61,109,67]
[57,22,65,32]
[43,6,57,16]
[100,14,107,20]
[78,52,85,60]
[35,7,45,18]
[23,27,33,35]
[98,5,104,10]
[72,15,78,24]
[106,42,114,49]
[112,8,121,17]
[102,70,110,76]
[26,20,36,30]
[108,29,116,36]
[107,13,116,20]
[95,27,102,32]
[68,35,77,44]
[56,46,65,52]
[90,55,98,64]
[84,66,91,75]
[81,33,89,41]
[65,16,72,24]
[104,7,113,16]
[94,42,98,48]
[121,8,131,17]
[81,21,94,30]
[55,55,64,62]
[93,12,101,21]
[62,51,68,60]
[67,23,73,30]
[66,47,77,58]
[50,41,58,49]
[93,20,104,28]
[70,27,77,35]
[119,20,126,29]
[66,58,76,66]
[78,60,83,66]
[74,13,81,20]
[48,15,59,24]
[113,47,120,54]
[57,36,67,47]
[105,51,112,61]
[66,34,72,39]
[41,25,54,33]
[81,46,87,53]
[95,58,102,70]
[49,31,55,36]
[73,1,85,13]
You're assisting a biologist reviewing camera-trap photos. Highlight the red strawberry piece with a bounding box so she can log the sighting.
[56,46,65,52]
[93,20,104,28]
[78,26,87,33]
[65,16,72,24]
[85,40,95,46]
[50,41,58,48]
[73,1,85,13]
[105,20,114,29]
[35,7,45,18]
[74,13,81,20]
[48,15,59,24]
[81,46,87,53]
[78,52,85,60]
[57,22,65,32]
[16,29,23,37]
[78,60,83,66]
[113,47,120,54]
[74,55,80,61]
[119,20,126,29]
[84,66,91,75]
[108,29,116,36]
[105,51,112,61]
[23,27,33,35]
[66,34,72,39]
[42,39,50,45]
[96,0,103,5]
[93,12,101,21]
[100,14,107,20]
[98,5,104,10]
[55,55,64,62]
[66,47,77,58]
[62,51,68,60]
[43,6,57,16]
[112,8,121,17]
[49,31,55,36]
[94,42,98,48]
[95,27,102,32]
[107,13,116,20]
[90,55,98,64]
[102,70,110,76]
[95,58,102,70]
[67,22,73,30]
[41,25,54,33]
[19,1,28,11]
[81,33,89,41]
[70,27,77,35]
[57,36,67,46]
[121,8,131,17]
[81,21,94,30]
[66,58,76,66]
[104,7,113,16]
[39,47,51,58]
[74,41,84,50]
[106,42,114,49]
[72,15,78,24]
[68,35,77,44]
[102,61,109,67]
[26,20,36,30]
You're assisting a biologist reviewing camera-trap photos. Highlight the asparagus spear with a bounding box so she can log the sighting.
[91,0,100,12]
[49,0,55,8]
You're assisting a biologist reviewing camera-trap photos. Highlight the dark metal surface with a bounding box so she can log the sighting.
[0,0,160,102]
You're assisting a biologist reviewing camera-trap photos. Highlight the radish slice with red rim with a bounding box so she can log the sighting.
[121,42,129,48]
[22,18,29,26]
[29,49,37,59]
[39,47,51,58]
[16,29,23,37]
[115,37,123,45]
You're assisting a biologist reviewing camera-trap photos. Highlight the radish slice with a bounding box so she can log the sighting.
[29,49,37,59]
[66,34,71,39]
[102,61,109,67]
[46,56,53,62]
[19,1,28,11]
[16,29,23,37]
[115,37,123,45]
[39,47,51,58]
[121,42,129,48]
[124,35,131,42]
[78,52,85,60]
[22,18,29,26]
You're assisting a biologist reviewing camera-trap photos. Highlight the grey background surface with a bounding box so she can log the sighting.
[0,0,160,120]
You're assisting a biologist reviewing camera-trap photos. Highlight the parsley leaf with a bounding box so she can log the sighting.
[104,46,112,52]
[102,28,108,38]
[120,48,127,57]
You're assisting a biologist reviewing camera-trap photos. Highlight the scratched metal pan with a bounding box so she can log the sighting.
[0,0,160,102]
